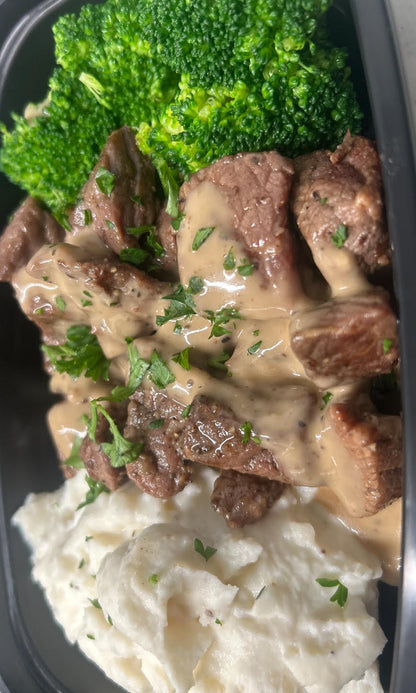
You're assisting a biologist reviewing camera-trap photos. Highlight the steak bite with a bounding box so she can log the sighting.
[211,469,285,528]
[179,151,303,301]
[124,389,191,498]
[68,126,159,254]
[79,403,128,491]
[177,395,290,483]
[0,197,64,281]
[290,292,399,387]
[327,396,402,515]
[291,133,390,277]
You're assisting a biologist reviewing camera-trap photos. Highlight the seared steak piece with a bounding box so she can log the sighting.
[68,126,159,254]
[211,469,285,528]
[291,133,390,276]
[290,292,398,387]
[179,151,303,298]
[328,396,402,515]
[0,197,64,281]
[124,390,191,498]
[177,395,289,482]
[79,403,128,491]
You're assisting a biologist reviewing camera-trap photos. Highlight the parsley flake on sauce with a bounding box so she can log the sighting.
[148,574,159,584]
[207,350,230,372]
[155,159,179,217]
[192,226,215,251]
[223,247,235,270]
[181,404,191,419]
[156,280,202,327]
[321,391,333,409]
[247,341,262,355]
[119,247,149,267]
[95,167,115,196]
[172,347,191,371]
[331,224,348,248]
[55,295,66,312]
[194,538,217,561]
[84,208,92,225]
[149,418,164,429]
[204,307,242,339]
[149,350,175,389]
[316,577,348,607]
[171,212,185,231]
[89,403,144,467]
[237,259,255,276]
[88,598,102,609]
[42,325,110,382]
[100,341,149,402]
[63,437,85,470]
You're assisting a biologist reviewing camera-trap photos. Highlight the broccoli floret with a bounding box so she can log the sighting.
[0,0,178,214]
[0,0,362,215]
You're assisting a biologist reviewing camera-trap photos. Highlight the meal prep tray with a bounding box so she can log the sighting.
[0,1,415,691]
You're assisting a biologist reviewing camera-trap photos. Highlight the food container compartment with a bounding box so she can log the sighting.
[0,0,415,691]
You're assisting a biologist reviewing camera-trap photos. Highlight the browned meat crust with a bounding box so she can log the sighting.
[327,397,402,515]
[211,469,285,528]
[291,133,390,276]
[0,197,64,281]
[124,389,191,498]
[177,395,290,483]
[179,151,303,297]
[290,291,399,386]
[68,126,159,254]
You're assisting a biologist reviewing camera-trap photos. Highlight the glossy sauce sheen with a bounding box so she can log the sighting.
[13,178,401,584]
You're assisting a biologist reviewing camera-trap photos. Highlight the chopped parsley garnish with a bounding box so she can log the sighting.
[149,418,164,429]
[85,536,93,542]
[173,321,183,334]
[130,195,142,205]
[316,577,348,607]
[156,159,179,217]
[77,475,110,510]
[78,558,85,569]
[95,167,115,196]
[320,197,328,205]
[204,307,242,339]
[223,247,235,270]
[81,299,93,307]
[148,349,175,389]
[86,633,95,640]
[34,307,44,315]
[207,350,230,372]
[253,329,260,337]
[192,226,215,251]
[331,224,348,248]
[194,538,217,562]
[181,404,191,419]
[84,209,92,225]
[148,573,159,584]
[255,586,267,600]
[247,341,262,355]
[42,325,110,381]
[119,247,148,267]
[55,295,66,312]
[237,259,255,276]
[215,618,223,625]
[105,219,115,229]
[321,391,333,409]
[383,338,393,354]
[171,212,185,231]
[126,225,165,259]
[240,421,261,445]
[156,280,202,327]
[89,403,144,467]
[102,341,149,402]
[42,275,49,282]
[88,598,102,609]
[63,437,84,470]
[107,615,113,626]
[83,290,92,298]
[172,347,191,371]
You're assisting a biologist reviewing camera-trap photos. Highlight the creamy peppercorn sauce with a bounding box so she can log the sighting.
[12,177,401,585]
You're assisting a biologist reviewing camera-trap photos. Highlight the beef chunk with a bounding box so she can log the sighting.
[0,197,64,281]
[69,126,159,254]
[79,403,128,491]
[290,292,399,387]
[292,133,390,275]
[177,395,290,482]
[328,397,402,515]
[179,152,303,298]
[211,469,285,528]
[124,391,191,498]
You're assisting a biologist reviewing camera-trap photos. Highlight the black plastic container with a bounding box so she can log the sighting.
[0,1,415,691]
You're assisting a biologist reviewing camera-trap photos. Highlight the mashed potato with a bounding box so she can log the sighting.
[13,467,386,693]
